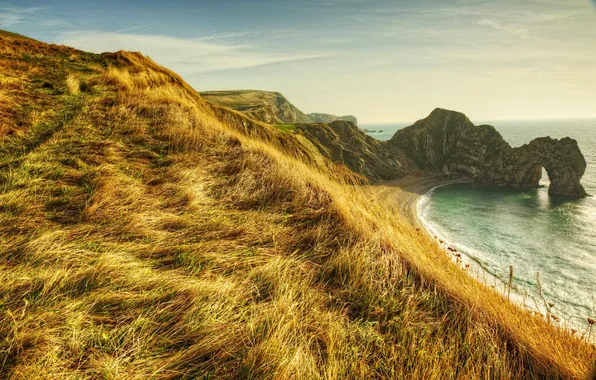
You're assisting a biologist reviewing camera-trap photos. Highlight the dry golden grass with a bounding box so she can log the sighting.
[65,73,81,95]
[0,33,595,379]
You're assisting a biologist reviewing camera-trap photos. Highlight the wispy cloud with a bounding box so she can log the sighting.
[3,0,595,120]
[0,6,41,27]
[58,31,331,74]
[197,31,255,42]
[477,18,529,38]
[112,25,152,35]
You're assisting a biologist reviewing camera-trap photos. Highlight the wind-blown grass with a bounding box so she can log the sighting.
[0,32,594,379]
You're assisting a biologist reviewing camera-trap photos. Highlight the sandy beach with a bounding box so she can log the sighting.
[371,176,471,226]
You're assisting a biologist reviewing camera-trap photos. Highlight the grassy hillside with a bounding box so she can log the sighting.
[0,32,594,379]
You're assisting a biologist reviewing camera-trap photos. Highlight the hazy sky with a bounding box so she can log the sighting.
[2,0,596,122]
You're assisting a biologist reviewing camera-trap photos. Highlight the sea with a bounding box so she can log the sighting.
[362,119,596,330]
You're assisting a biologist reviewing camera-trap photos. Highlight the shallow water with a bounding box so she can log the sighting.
[364,118,596,328]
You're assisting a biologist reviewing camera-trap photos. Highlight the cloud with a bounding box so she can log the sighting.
[477,18,529,38]
[58,31,331,73]
[0,6,41,27]
[112,25,152,34]
[197,31,255,42]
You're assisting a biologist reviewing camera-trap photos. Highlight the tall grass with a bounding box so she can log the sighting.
[0,34,594,379]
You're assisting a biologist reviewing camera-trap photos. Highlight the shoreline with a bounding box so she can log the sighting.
[380,176,585,332]
[379,175,522,286]
[376,175,471,226]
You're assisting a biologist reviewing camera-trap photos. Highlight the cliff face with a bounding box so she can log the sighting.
[389,108,510,175]
[199,90,312,124]
[388,108,587,197]
[307,113,358,125]
[297,121,407,180]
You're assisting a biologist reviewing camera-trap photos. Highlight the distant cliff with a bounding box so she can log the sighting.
[200,90,358,126]
[199,90,312,124]
[307,113,358,126]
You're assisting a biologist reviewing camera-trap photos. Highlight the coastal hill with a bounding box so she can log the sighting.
[0,31,594,378]
[200,90,358,125]
[199,91,587,197]
[296,120,409,180]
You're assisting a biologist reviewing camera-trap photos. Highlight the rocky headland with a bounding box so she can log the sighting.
[389,108,587,198]
[307,113,358,125]
[293,109,587,198]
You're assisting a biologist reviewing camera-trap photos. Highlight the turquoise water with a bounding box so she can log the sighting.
[364,119,596,329]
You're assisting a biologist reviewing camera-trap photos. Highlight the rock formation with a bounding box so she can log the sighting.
[389,108,587,197]
[298,108,587,198]
[297,121,408,180]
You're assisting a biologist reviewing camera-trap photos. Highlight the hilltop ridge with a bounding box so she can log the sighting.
[199,90,312,124]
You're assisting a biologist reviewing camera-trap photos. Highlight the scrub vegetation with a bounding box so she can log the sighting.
[0,31,595,379]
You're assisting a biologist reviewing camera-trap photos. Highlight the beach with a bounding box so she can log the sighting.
[372,176,471,226]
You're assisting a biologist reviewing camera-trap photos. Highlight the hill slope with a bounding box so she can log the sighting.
[0,31,594,379]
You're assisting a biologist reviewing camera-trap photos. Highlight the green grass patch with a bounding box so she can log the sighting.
[274,124,297,133]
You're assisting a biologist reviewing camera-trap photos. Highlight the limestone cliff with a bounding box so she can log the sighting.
[389,108,587,197]
[199,90,312,124]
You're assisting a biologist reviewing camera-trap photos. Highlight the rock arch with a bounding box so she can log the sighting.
[502,137,587,197]
[388,109,588,198]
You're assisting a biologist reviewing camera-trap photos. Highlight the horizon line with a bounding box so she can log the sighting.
[361,115,596,125]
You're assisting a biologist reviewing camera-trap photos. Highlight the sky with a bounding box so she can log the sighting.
[1,0,596,123]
